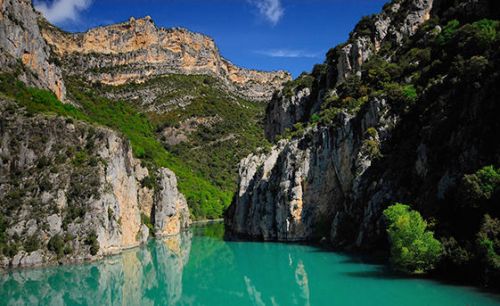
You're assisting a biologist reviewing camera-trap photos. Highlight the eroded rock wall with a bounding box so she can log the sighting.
[0,98,190,268]
[41,16,290,101]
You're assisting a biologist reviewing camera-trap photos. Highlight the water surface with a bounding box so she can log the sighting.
[1,223,499,305]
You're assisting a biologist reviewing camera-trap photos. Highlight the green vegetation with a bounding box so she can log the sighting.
[437,19,460,45]
[1,73,258,219]
[477,215,500,270]
[0,215,7,256]
[281,73,315,98]
[85,231,99,256]
[47,234,65,257]
[383,203,443,273]
[461,165,500,205]
[98,74,270,218]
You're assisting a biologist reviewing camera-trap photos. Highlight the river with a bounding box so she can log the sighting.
[1,222,499,305]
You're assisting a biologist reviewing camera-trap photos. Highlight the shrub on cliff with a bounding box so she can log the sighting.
[460,165,500,208]
[476,215,500,271]
[383,203,443,273]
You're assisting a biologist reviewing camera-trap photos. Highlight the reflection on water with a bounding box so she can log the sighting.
[1,222,499,306]
[0,231,192,306]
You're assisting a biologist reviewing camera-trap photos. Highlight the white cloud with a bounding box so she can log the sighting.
[249,0,284,25]
[34,0,92,24]
[256,49,320,58]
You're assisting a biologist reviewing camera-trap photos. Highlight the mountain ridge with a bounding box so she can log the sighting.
[40,15,291,101]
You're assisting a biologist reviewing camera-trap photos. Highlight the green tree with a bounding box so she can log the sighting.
[383,203,443,273]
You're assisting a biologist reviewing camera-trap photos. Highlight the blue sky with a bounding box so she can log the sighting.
[34,0,387,77]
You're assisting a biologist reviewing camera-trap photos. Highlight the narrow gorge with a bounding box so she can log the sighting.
[0,0,499,302]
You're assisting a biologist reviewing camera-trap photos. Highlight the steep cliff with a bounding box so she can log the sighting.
[0,95,190,268]
[0,0,65,100]
[40,16,290,101]
[264,0,433,141]
[226,0,500,284]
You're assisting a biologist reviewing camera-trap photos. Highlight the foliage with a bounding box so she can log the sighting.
[47,234,65,257]
[0,215,7,255]
[24,235,40,253]
[141,213,154,236]
[353,15,376,37]
[383,203,443,273]
[461,165,500,207]
[1,73,237,219]
[85,231,99,256]
[437,19,460,46]
[476,215,500,270]
[282,73,315,98]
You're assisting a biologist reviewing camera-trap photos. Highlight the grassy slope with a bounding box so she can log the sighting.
[96,74,270,211]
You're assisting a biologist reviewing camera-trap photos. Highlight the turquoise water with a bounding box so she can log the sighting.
[1,223,499,306]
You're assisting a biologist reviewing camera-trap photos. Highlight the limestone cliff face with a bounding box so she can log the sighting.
[227,99,396,241]
[0,98,191,268]
[264,0,433,141]
[153,168,190,237]
[41,16,290,101]
[226,0,500,252]
[0,0,66,100]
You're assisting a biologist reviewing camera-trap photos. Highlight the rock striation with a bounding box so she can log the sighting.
[0,0,66,100]
[40,16,290,101]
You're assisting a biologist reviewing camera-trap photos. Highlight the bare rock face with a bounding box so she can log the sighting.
[0,0,66,100]
[40,16,291,101]
[0,99,190,268]
[153,168,191,237]
[226,99,395,242]
[265,87,312,141]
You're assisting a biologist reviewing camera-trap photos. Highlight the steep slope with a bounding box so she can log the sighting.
[40,16,290,101]
[226,0,500,285]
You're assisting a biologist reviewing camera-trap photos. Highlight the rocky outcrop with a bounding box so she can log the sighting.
[333,0,433,85]
[40,16,290,101]
[265,87,312,141]
[153,168,190,237]
[0,0,66,100]
[0,98,190,268]
[227,99,396,241]
[263,0,433,141]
